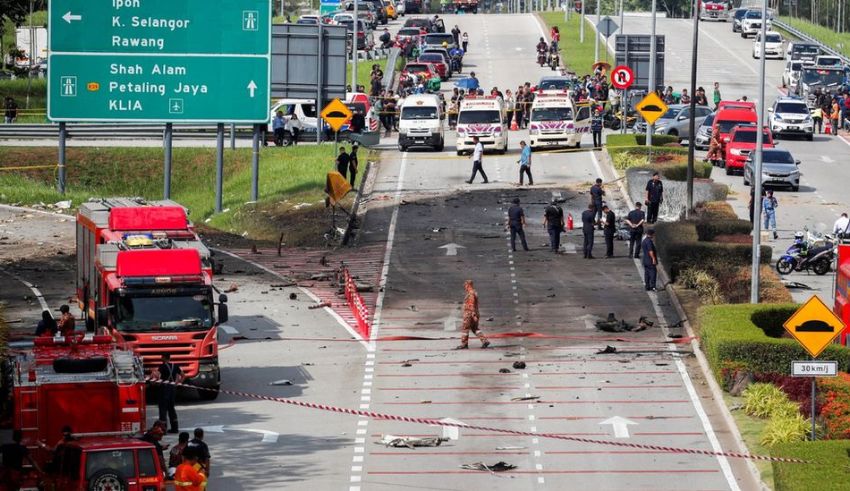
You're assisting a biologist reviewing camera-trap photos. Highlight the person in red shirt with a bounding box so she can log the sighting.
[174,448,207,491]
[56,305,76,337]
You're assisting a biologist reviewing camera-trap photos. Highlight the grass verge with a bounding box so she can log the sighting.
[539,11,615,77]
[771,440,850,491]
[347,58,388,88]
[0,145,365,246]
[724,392,775,489]
[0,78,47,122]
[778,16,850,58]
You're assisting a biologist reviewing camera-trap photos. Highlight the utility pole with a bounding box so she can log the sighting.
[751,0,769,303]
[620,0,625,35]
[686,0,700,218]
[580,0,586,43]
[352,0,359,91]
[595,0,601,62]
[646,0,657,147]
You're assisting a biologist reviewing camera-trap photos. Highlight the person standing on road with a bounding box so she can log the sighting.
[348,143,359,188]
[168,432,191,479]
[272,111,286,146]
[642,229,658,291]
[834,212,850,240]
[462,32,469,52]
[591,109,603,148]
[581,202,596,259]
[188,428,211,475]
[466,136,488,184]
[831,98,841,135]
[156,354,184,434]
[543,200,564,253]
[457,280,490,349]
[590,178,605,228]
[452,25,461,45]
[645,172,664,224]
[173,447,207,491]
[812,105,823,134]
[763,189,779,240]
[506,198,530,252]
[712,82,722,109]
[335,147,350,178]
[1,429,35,490]
[602,204,616,258]
[57,305,76,337]
[518,140,533,185]
[3,97,17,124]
[625,202,646,259]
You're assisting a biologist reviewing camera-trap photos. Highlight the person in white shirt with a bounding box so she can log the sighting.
[466,136,488,184]
[834,212,850,239]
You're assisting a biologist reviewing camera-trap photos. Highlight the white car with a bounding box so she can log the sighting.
[768,96,814,140]
[753,31,783,59]
[741,9,771,38]
[781,60,803,88]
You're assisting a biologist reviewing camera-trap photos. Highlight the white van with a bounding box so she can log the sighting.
[528,94,591,149]
[270,98,322,137]
[455,96,508,155]
[398,94,444,151]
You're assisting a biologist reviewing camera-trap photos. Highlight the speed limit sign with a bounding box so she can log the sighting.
[610,65,635,90]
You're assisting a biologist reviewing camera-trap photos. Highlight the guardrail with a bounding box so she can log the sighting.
[773,19,850,66]
[0,123,259,140]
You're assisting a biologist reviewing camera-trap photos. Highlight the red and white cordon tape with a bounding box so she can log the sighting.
[148,379,810,465]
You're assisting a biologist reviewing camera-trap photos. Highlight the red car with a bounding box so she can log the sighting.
[712,106,757,156]
[417,53,449,80]
[400,62,437,84]
[725,124,774,175]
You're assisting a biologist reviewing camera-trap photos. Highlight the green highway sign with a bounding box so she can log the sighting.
[49,0,270,54]
[48,55,270,122]
[48,0,271,123]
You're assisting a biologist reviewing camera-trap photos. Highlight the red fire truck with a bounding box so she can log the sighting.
[76,199,227,399]
[11,335,165,490]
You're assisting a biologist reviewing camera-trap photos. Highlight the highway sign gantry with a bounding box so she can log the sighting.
[610,65,634,90]
[48,0,271,123]
[321,98,353,133]
[783,295,846,358]
[635,92,668,126]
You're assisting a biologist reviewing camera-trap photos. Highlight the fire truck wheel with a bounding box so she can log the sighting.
[89,470,127,491]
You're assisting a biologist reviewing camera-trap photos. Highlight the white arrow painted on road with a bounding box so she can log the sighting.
[442,309,459,331]
[439,243,465,256]
[599,416,637,438]
[200,425,279,443]
[577,314,600,330]
[430,417,467,440]
[560,243,577,254]
[247,80,258,98]
[820,155,835,163]
[63,11,82,23]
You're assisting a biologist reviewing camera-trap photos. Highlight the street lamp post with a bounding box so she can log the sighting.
[751,0,769,303]
[646,0,657,147]
[594,0,601,62]
[580,0,585,43]
[686,0,700,218]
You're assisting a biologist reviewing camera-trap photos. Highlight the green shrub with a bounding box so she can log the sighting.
[605,134,637,147]
[693,201,739,221]
[659,161,713,181]
[635,134,678,146]
[761,413,810,448]
[743,383,788,418]
[678,268,724,304]
[751,305,798,338]
[699,304,850,382]
[695,219,754,241]
[772,440,850,491]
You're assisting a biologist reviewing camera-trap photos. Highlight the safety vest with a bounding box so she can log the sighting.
[174,463,207,491]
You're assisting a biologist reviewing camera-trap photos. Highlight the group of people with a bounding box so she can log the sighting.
[335,144,360,187]
[34,305,77,338]
[810,89,850,133]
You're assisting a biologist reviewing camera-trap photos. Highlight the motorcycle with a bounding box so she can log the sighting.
[537,49,547,67]
[548,52,560,71]
[450,54,463,73]
[776,230,835,276]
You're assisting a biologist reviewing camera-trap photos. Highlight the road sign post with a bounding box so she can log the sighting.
[783,295,846,441]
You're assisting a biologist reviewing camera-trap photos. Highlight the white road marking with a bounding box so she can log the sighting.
[599,416,638,438]
[1,269,50,311]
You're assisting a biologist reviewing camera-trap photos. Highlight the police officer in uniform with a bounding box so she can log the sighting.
[156,353,184,434]
[645,172,664,224]
[581,202,596,259]
[506,198,530,252]
[590,178,605,229]
[543,200,564,253]
[602,204,616,258]
[642,229,658,291]
[625,202,646,259]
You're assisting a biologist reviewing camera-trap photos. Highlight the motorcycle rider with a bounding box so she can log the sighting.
[536,37,548,66]
[548,42,560,70]
[449,44,464,72]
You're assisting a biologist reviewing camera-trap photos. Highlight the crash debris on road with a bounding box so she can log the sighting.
[379,434,449,448]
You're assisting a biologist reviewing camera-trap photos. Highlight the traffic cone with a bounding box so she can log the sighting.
[567,213,574,231]
[510,116,518,131]
[825,119,833,135]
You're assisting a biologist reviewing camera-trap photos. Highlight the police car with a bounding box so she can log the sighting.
[768,96,814,140]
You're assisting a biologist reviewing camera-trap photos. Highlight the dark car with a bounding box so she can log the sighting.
[404,17,434,32]
[731,8,749,32]
[405,0,424,14]
[345,0,387,24]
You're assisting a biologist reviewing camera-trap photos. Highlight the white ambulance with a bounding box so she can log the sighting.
[528,94,591,149]
[455,95,508,155]
[398,94,445,151]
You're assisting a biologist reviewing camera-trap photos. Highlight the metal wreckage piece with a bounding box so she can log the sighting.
[380,434,449,448]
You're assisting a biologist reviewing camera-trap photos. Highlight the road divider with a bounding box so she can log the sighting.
[147,378,811,464]
[342,264,372,339]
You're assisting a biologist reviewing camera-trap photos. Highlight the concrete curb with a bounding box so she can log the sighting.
[342,159,373,246]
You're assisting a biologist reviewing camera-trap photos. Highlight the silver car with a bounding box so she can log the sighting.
[694,112,715,150]
[634,104,713,141]
[743,148,801,192]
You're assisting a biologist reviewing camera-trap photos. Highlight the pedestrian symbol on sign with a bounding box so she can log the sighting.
[243,11,259,31]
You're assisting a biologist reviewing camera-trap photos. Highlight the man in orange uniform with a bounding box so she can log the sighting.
[456,280,490,350]
[174,448,207,491]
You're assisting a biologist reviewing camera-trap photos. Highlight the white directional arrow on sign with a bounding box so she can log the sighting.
[247,80,258,98]
[439,243,465,256]
[62,11,82,23]
[599,416,637,438]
